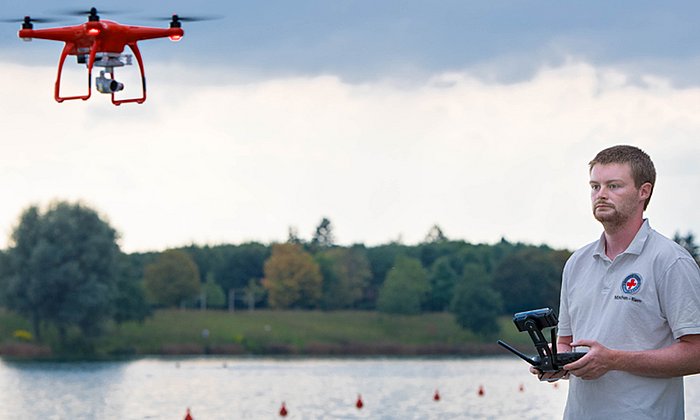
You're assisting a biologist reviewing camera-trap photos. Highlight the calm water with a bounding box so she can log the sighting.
[1,356,700,419]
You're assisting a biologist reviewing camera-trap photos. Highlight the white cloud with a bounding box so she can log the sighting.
[1,59,699,252]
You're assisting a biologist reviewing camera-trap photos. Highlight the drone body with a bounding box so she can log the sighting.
[16,8,184,105]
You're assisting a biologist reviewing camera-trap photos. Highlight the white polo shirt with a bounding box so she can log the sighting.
[558,220,700,420]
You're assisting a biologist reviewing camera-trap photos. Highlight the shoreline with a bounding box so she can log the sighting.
[0,309,532,361]
[0,341,511,361]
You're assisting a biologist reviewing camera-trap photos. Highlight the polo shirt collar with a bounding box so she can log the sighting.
[593,219,651,259]
[625,219,651,255]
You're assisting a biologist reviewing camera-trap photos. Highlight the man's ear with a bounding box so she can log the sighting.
[639,182,652,200]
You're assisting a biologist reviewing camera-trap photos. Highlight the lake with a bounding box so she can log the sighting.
[1,356,700,419]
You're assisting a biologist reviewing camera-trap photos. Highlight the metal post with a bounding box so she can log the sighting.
[228,289,235,312]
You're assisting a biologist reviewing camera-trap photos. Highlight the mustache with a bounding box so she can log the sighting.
[593,200,614,208]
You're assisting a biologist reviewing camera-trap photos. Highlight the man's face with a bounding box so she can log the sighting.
[589,163,648,228]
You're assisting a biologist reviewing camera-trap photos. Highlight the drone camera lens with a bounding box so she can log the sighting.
[110,80,124,92]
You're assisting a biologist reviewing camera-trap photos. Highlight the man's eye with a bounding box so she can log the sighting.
[609,184,618,189]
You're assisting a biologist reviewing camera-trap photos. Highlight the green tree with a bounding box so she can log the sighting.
[1,201,120,342]
[492,247,566,314]
[674,231,699,263]
[0,250,10,306]
[363,243,412,309]
[203,273,226,309]
[418,240,462,271]
[262,243,322,309]
[423,224,448,243]
[452,243,496,274]
[425,256,459,311]
[377,256,430,314]
[214,243,269,296]
[112,253,151,324]
[143,249,201,307]
[310,217,335,251]
[486,238,527,274]
[242,278,267,310]
[287,226,304,245]
[450,263,503,336]
[180,245,217,282]
[317,246,372,310]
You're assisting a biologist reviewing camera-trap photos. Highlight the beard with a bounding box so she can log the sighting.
[592,201,631,231]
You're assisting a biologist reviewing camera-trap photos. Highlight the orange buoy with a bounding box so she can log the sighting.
[478,385,485,397]
[433,389,441,401]
[279,402,288,417]
[184,407,193,420]
[356,394,364,409]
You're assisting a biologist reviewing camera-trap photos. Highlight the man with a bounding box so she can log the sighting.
[545,145,700,419]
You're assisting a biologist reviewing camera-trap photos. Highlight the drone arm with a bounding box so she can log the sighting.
[111,42,146,105]
[18,25,84,43]
[54,42,92,102]
[124,26,184,42]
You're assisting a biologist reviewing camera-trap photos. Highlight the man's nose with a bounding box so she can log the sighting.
[593,187,607,200]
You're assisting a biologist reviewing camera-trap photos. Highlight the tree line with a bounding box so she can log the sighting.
[1,201,698,347]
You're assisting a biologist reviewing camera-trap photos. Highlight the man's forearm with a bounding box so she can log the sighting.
[612,336,700,378]
[558,335,573,353]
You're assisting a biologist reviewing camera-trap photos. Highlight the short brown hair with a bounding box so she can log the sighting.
[589,145,656,210]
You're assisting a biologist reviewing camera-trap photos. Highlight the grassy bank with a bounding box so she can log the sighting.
[0,309,532,358]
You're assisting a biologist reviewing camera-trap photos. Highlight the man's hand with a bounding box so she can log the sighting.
[530,366,569,382]
[527,335,574,382]
[564,339,615,380]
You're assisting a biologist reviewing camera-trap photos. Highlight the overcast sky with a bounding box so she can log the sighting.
[1,1,699,253]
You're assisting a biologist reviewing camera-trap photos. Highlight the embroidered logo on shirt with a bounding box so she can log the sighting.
[621,273,642,295]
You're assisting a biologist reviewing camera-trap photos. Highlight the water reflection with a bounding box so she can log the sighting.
[1,361,127,419]
[0,357,699,419]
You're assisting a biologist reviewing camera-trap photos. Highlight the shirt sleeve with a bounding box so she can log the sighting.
[659,257,700,339]
[557,257,573,337]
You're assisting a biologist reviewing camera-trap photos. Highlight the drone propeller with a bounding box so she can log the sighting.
[57,7,101,21]
[0,16,62,29]
[0,16,62,23]
[53,7,130,21]
[170,15,221,22]
[150,14,221,28]
[0,16,59,23]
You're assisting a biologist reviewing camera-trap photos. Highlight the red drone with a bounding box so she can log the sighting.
[12,8,196,105]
